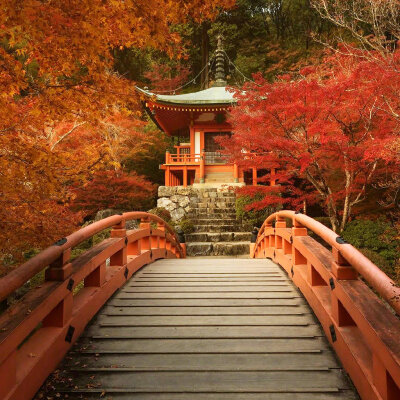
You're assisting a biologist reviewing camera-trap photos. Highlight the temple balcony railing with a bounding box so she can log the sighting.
[166,152,201,165]
[165,152,228,166]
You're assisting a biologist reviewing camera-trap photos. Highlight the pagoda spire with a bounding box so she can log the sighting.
[213,35,227,87]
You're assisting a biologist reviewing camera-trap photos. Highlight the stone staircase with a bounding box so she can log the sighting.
[185,187,251,256]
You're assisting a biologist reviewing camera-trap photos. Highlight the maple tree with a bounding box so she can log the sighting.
[144,64,191,93]
[0,0,235,267]
[71,170,156,218]
[223,50,400,232]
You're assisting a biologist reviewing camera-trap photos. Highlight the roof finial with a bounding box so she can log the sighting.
[213,34,227,87]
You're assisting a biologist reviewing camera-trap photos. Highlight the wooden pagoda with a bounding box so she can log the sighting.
[138,37,273,187]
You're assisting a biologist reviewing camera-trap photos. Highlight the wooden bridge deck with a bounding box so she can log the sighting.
[37,258,358,399]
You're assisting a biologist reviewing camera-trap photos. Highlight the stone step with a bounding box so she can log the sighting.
[194,219,237,226]
[193,224,241,233]
[197,202,236,208]
[186,232,251,243]
[186,242,250,256]
[194,208,236,214]
[189,213,237,220]
[198,193,236,199]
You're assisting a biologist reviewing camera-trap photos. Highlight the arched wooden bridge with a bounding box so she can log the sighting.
[0,211,399,400]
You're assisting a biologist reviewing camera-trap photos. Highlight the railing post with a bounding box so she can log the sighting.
[372,353,400,400]
[157,221,166,249]
[275,216,286,249]
[200,150,205,183]
[166,150,170,164]
[45,247,72,281]
[331,247,358,280]
[291,217,307,266]
[43,292,73,327]
[84,261,106,287]
[140,217,151,252]
[110,219,127,267]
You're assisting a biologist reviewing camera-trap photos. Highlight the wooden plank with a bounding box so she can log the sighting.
[134,275,290,286]
[63,353,338,370]
[75,338,331,353]
[50,391,359,400]
[97,314,315,326]
[115,292,302,299]
[139,272,285,276]
[84,325,323,338]
[103,306,310,315]
[129,281,291,286]
[56,370,351,391]
[139,271,285,276]
[38,258,357,400]
[107,299,307,307]
[121,286,295,292]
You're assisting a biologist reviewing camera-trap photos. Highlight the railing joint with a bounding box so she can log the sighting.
[67,278,74,292]
[54,237,67,246]
[336,236,347,244]
[329,324,337,343]
[65,325,75,343]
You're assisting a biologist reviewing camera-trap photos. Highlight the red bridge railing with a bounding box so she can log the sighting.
[0,212,185,400]
[251,210,400,400]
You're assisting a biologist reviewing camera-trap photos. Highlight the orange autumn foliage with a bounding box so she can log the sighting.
[0,0,235,267]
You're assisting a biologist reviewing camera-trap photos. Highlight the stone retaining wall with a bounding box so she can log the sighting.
[157,186,233,221]
[157,187,197,221]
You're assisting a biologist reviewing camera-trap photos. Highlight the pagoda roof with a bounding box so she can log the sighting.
[136,86,236,106]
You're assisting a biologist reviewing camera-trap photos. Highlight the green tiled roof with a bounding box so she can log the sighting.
[137,86,236,105]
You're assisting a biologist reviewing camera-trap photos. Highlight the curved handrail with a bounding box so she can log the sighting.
[0,212,183,302]
[251,210,400,400]
[0,211,184,400]
[255,210,400,315]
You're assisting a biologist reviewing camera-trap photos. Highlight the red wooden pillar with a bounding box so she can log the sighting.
[190,126,195,155]
[183,165,188,187]
[233,163,239,183]
[271,168,276,186]
[252,167,257,186]
[165,151,170,186]
[165,167,170,186]
[200,151,205,183]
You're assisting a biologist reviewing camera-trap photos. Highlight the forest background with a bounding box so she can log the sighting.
[1,0,399,281]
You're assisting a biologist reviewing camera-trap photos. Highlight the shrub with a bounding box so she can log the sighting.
[178,218,195,234]
[235,194,278,230]
[342,218,400,283]
[148,207,172,224]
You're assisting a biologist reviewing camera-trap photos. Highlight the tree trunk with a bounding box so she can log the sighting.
[200,22,210,90]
